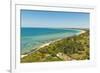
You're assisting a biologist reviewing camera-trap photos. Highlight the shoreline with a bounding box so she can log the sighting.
[21,30,86,58]
[76,30,85,35]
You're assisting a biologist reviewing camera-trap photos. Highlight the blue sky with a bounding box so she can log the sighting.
[21,10,89,28]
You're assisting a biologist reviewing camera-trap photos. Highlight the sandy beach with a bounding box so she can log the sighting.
[76,30,86,35]
[21,54,27,58]
[39,42,52,48]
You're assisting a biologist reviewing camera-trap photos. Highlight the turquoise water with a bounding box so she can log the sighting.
[21,28,81,54]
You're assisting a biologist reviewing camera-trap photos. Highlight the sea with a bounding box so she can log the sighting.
[21,28,81,54]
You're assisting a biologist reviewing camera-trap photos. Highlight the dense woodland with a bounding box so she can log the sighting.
[21,30,89,63]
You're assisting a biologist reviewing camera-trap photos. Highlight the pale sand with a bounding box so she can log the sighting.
[21,30,86,58]
[39,38,62,48]
[21,54,27,58]
[39,42,52,48]
[80,30,86,34]
[76,30,86,35]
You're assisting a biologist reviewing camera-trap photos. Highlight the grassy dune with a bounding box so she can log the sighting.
[21,30,89,63]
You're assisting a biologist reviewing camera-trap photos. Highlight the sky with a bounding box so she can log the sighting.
[21,9,89,28]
